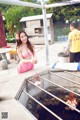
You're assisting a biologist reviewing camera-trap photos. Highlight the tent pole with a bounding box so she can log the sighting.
[0,0,42,8]
[41,0,49,65]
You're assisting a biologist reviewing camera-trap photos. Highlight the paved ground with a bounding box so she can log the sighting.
[0,42,67,120]
[0,41,66,71]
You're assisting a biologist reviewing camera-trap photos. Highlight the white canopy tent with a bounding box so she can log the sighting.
[0,0,80,65]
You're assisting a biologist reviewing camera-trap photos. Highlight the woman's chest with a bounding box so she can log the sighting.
[21,48,32,58]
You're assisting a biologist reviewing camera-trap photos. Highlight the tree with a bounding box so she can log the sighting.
[5,6,23,35]
[5,3,41,35]
[0,4,10,13]
[0,0,42,36]
[21,0,37,3]
[47,0,80,22]
[61,4,80,22]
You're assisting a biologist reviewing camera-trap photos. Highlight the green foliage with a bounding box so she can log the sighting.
[6,35,16,43]
[62,27,70,35]
[48,0,62,2]
[60,5,80,22]
[5,5,41,34]
[0,1,41,36]
[0,0,80,38]
[47,0,80,22]
[6,39,16,43]
[0,8,2,13]
[20,0,37,3]
[5,6,23,34]
[54,22,70,41]
[0,4,10,13]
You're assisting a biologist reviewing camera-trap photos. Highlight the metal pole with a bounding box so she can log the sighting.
[41,0,49,65]
[0,0,42,8]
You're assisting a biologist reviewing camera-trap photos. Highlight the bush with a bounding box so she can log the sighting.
[6,38,16,43]
[54,24,70,41]
[6,35,16,43]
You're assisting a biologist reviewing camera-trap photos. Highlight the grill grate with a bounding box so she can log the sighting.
[15,70,80,120]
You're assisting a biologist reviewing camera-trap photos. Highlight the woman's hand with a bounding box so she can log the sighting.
[32,58,38,64]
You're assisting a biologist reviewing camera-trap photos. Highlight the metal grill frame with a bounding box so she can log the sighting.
[15,70,80,120]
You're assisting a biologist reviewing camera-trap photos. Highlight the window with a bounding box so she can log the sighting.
[22,22,26,28]
[35,28,41,34]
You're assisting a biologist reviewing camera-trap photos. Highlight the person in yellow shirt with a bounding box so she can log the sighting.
[65,21,80,62]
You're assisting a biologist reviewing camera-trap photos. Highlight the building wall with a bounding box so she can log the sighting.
[25,20,41,35]
[23,18,54,44]
[27,20,40,28]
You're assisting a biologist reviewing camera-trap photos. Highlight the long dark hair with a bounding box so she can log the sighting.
[16,30,34,55]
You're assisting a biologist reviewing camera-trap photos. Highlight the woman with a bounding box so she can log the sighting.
[16,30,37,74]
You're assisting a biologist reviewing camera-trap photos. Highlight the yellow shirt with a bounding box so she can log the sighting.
[69,29,80,53]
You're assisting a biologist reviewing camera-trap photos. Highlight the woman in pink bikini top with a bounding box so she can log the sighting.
[16,30,37,74]
[21,49,32,59]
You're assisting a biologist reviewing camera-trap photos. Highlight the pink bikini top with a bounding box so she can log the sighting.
[22,50,32,59]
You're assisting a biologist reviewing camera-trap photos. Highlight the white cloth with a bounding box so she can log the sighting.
[50,62,79,71]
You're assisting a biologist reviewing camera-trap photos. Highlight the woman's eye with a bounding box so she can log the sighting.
[21,36,25,38]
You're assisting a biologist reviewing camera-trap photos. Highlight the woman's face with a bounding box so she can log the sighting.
[16,34,19,40]
[20,32,27,43]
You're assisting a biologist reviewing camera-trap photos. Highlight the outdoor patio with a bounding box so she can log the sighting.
[0,42,65,118]
[0,41,80,120]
